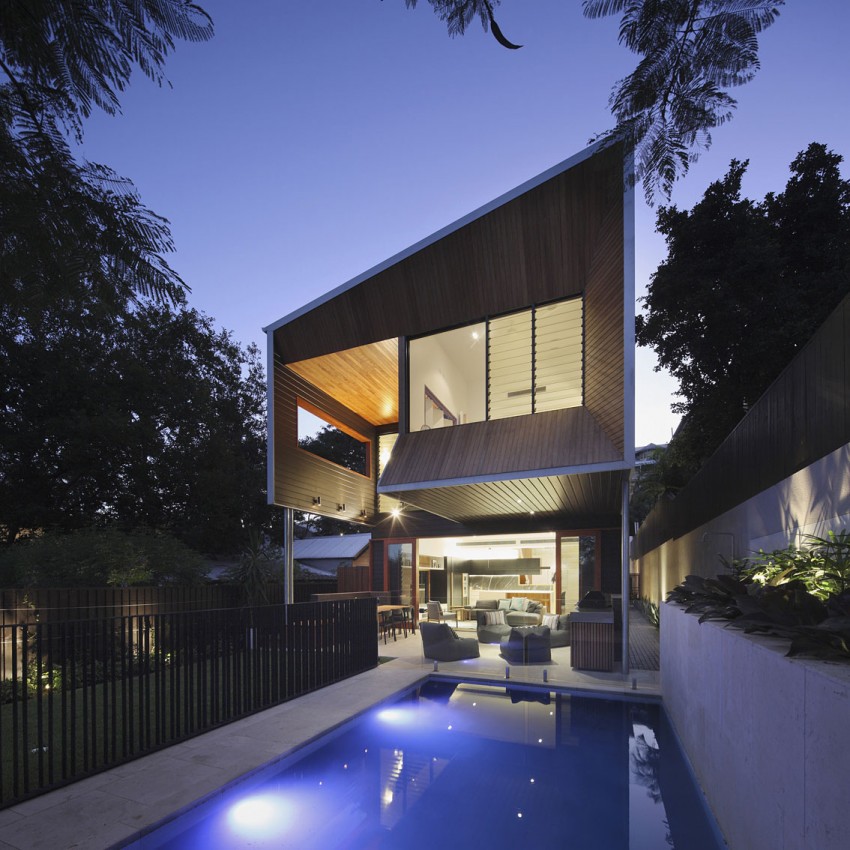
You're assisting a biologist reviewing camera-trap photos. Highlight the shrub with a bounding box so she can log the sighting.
[667,530,850,662]
[0,527,206,587]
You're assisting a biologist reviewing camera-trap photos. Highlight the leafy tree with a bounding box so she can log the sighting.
[399,1,784,202]
[0,526,206,587]
[400,1,521,49]
[0,295,271,554]
[583,0,783,202]
[0,1,213,309]
[637,143,850,478]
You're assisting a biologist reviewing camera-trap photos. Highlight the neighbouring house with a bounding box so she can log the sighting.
[293,532,371,577]
[265,140,634,631]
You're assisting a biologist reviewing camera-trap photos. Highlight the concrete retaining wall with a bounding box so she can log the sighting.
[661,602,850,850]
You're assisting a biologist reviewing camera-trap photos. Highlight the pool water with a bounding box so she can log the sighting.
[145,681,724,849]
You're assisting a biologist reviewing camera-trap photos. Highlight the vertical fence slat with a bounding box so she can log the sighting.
[0,599,376,809]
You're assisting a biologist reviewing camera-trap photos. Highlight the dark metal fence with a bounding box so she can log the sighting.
[0,599,377,808]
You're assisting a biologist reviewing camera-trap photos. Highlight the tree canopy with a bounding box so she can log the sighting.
[400,1,784,202]
[637,142,850,479]
[0,294,271,553]
[0,3,282,560]
[0,1,213,310]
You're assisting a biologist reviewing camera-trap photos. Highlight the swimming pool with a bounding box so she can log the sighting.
[139,680,724,849]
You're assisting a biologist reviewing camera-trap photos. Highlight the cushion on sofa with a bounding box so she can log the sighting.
[509,597,528,611]
[498,599,512,611]
[542,613,559,629]
[526,600,543,615]
[484,609,507,625]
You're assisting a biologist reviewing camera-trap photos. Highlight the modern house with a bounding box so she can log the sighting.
[265,140,634,649]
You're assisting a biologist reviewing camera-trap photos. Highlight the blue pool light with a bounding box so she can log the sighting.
[226,793,293,840]
[375,706,416,725]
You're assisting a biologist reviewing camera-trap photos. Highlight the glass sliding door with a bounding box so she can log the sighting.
[385,540,416,612]
[556,532,599,615]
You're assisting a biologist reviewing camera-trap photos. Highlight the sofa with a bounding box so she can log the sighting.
[474,598,545,643]
[420,622,480,662]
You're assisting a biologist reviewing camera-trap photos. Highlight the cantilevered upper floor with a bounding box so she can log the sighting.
[265,139,634,531]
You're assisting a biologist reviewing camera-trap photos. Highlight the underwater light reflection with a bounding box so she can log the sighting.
[226,793,293,840]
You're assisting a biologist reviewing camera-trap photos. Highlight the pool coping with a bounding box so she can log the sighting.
[0,643,660,850]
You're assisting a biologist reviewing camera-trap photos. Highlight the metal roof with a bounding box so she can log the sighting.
[292,533,371,560]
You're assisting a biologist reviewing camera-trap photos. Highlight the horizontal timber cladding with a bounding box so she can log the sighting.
[379,406,622,487]
[634,294,850,558]
[273,356,378,523]
[380,470,625,526]
[584,202,625,453]
[274,143,624,363]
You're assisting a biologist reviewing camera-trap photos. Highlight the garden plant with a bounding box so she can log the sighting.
[666,531,850,661]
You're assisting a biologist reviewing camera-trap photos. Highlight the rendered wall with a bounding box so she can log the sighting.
[662,603,850,850]
[636,440,850,604]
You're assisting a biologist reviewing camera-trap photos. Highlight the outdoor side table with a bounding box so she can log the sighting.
[570,610,615,671]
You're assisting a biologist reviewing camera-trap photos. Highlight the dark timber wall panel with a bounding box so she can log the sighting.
[380,406,620,488]
[274,144,624,364]
[273,356,377,523]
[634,294,850,557]
[584,204,625,453]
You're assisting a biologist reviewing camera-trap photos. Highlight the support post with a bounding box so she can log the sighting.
[621,472,631,676]
[282,507,294,605]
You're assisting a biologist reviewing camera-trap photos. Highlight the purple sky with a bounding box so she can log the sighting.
[79,0,850,446]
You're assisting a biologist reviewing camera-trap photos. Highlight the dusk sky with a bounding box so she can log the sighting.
[79,1,850,446]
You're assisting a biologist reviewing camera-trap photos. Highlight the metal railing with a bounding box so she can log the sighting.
[0,599,377,807]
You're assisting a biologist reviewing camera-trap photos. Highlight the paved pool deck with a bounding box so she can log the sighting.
[0,616,659,850]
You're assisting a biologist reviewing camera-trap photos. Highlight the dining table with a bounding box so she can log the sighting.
[376,604,416,635]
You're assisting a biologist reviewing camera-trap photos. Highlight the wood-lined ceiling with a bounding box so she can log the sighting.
[287,338,399,426]
[381,470,625,526]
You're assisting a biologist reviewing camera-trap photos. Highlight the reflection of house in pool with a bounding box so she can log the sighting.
[265,139,634,642]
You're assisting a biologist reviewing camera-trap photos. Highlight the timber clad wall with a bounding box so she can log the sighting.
[273,357,376,524]
[634,294,850,559]
[584,204,625,453]
[274,144,625,364]
[380,407,619,486]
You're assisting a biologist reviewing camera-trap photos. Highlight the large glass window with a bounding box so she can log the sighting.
[407,297,582,429]
[408,323,486,431]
